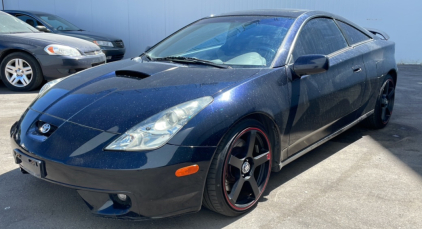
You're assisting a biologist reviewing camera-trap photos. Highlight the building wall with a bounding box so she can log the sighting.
[3,0,421,63]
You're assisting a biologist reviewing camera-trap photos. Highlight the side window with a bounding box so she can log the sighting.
[293,18,348,60]
[337,21,371,45]
[15,15,42,28]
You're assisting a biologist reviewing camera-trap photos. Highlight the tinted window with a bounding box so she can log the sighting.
[16,15,43,27]
[338,21,371,45]
[293,18,348,60]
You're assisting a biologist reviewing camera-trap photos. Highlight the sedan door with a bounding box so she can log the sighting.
[286,17,367,156]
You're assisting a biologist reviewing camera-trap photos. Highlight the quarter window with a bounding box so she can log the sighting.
[338,21,371,45]
[293,18,348,60]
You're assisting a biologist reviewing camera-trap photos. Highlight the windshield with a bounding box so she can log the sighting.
[38,14,80,31]
[0,13,39,34]
[148,16,295,68]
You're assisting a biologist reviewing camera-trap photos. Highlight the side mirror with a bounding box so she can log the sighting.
[293,54,329,77]
[144,46,151,52]
[36,25,50,32]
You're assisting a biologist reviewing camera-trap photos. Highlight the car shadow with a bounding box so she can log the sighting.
[0,81,40,94]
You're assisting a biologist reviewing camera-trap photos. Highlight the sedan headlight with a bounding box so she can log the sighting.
[38,78,65,97]
[44,44,82,57]
[105,96,213,151]
[93,41,114,47]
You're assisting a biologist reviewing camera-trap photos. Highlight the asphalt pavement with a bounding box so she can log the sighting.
[0,65,421,228]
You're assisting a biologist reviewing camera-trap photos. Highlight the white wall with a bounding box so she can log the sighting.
[3,0,421,63]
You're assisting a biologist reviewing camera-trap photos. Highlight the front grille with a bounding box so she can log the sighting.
[114,40,124,48]
[92,61,106,67]
[84,50,103,56]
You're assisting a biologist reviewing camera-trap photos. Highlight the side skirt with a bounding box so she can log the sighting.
[277,110,374,170]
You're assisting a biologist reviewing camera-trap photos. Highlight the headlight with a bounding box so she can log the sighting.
[105,96,213,151]
[44,44,82,57]
[93,41,113,47]
[38,78,65,97]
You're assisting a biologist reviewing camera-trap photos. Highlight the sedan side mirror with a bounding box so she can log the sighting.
[36,25,50,32]
[293,54,329,77]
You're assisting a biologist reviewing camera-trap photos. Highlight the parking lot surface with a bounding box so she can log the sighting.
[0,65,421,228]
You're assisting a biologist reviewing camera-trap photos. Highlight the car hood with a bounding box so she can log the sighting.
[58,30,122,42]
[3,32,101,53]
[30,59,263,134]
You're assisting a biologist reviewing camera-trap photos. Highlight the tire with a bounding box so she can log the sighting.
[203,119,272,216]
[363,75,395,129]
[0,52,43,91]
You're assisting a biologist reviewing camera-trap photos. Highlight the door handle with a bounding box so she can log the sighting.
[353,67,362,73]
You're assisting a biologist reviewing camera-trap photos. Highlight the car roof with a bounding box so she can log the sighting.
[3,10,51,16]
[216,9,311,18]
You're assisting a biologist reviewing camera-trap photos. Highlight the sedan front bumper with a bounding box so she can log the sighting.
[101,46,126,62]
[36,53,107,81]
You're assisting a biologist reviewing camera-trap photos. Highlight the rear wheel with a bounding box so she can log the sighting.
[0,52,43,91]
[364,75,395,129]
[203,119,272,216]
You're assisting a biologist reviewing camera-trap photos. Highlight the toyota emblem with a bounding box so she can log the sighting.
[39,123,51,134]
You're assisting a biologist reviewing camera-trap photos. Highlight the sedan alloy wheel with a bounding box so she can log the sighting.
[5,58,33,87]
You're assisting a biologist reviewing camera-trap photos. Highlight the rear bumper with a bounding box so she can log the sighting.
[37,54,107,81]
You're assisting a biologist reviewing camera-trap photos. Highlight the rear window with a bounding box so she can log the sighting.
[338,21,371,45]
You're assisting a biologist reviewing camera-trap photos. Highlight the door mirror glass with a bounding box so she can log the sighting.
[293,54,329,77]
[36,25,50,32]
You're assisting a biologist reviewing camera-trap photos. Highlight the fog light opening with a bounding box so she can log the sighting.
[110,194,132,209]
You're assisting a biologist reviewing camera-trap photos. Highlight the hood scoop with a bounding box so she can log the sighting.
[115,70,150,79]
[114,62,179,79]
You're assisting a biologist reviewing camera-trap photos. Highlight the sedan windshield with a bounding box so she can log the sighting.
[148,16,295,68]
[37,14,80,31]
[0,13,39,34]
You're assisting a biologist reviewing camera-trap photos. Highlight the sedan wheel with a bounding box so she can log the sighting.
[5,58,33,87]
[0,52,43,91]
[203,119,272,216]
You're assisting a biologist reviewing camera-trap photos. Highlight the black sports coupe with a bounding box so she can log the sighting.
[10,9,397,219]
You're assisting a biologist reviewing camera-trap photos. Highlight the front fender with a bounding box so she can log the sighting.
[168,67,291,150]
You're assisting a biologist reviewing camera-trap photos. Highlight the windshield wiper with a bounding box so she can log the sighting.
[154,56,230,69]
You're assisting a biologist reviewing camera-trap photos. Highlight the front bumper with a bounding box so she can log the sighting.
[10,112,216,219]
[37,53,107,81]
[100,46,126,62]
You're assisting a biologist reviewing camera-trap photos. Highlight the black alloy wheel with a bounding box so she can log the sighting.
[203,119,272,216]
[364,75,396,129]
[380,78,395,124]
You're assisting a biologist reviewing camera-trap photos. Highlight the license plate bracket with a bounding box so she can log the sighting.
[13,149,46,178]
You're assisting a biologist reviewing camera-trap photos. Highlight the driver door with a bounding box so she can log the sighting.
[286,17,367,156]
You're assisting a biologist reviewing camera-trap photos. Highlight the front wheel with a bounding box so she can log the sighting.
[0,52,43,91]
[203,119,272,216]
[364,75,396,129]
